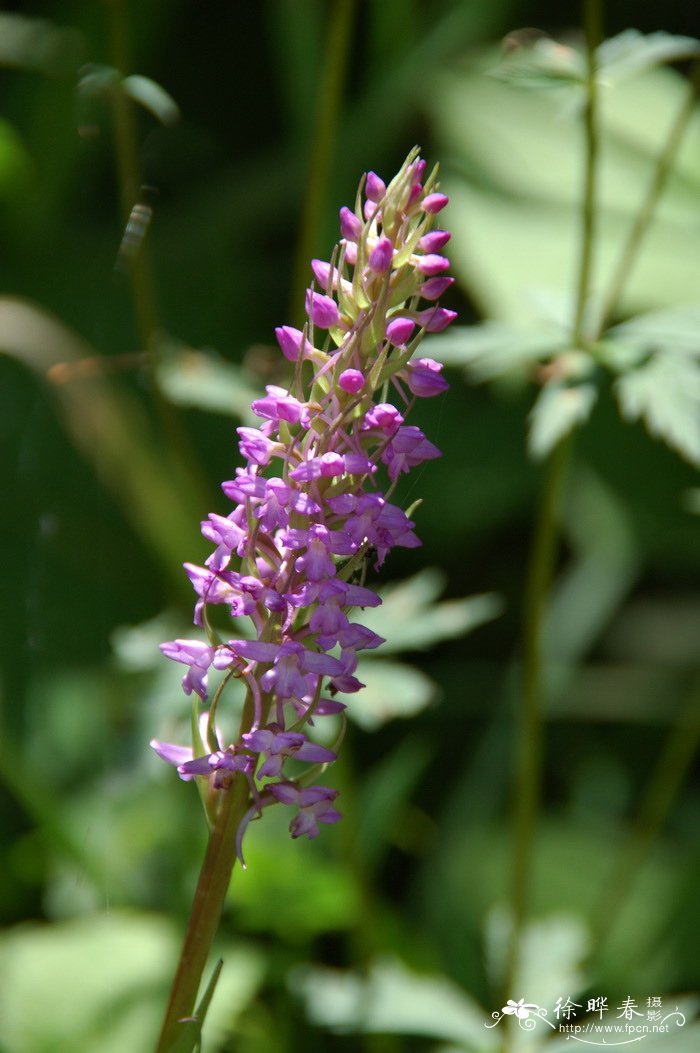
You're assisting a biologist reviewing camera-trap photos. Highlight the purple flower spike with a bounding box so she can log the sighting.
[155,149,455,854]
[368,236,393,273]
[306,289,340,330]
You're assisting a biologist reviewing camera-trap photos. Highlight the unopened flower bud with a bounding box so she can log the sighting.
[386,317,416,346]
[421,192,449,214]
[338,368,364,394]
[306,289,340,329]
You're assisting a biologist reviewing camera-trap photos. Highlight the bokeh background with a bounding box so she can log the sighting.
[1,1,699,1050]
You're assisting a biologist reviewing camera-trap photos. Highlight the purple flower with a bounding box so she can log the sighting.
[365,171,386,202]
[417,306,457,333]
[269,783,342,839]
[339,205,362,241]
[252,385,310,427]
[368,236,393,273]
[403,357,449,397]
[382,425,442,482]
[420,276,454,300]
[305,289,340,329]
[155,149,455,851]
[386,317,416,347]
[242,724,336,779]
[338,368,364,394]
[421,192,449,214]
[159,639,217,699]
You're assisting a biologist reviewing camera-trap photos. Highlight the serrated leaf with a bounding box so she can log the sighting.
[614,351,700,466]
[528,381,597,459]
[597,30,700,84]
[608,303,700,355]
[122,74,180,126]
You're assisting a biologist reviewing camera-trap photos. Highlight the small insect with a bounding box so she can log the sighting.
[115,185,158,272]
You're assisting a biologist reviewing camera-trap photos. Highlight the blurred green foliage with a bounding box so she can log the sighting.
[1,2,699,1051]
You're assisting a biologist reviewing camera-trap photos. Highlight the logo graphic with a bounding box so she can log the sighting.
[485,996,687,1046]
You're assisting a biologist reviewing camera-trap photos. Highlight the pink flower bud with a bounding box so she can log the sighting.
[419,230,451,253]
[338,369,364,394]
[420,276,454,301]
[421,192,449,214]
[386,317,416,346]
[339,206,362,241]
[275,325,308,362]
[365,171,386,202]
[305,289,340,329]
[416,254,450,276]
[417,307,457,333]
[364,198,379,221]
[368,236,393,273]
[342,239,358,266]
[311,259,333,287]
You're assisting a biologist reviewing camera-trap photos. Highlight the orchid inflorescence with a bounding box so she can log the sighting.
[152,148,455,859]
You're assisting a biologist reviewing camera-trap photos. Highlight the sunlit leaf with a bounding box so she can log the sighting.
[485,909,589,1010]
[122,74,180,126]
[614,351,700,466]
[597,30,700,84]
[0,913,263,1053]
[427,61,700,320]
[293,957,494,1049]
[527,381,597,459]
[607,303,700,354]
[345,660,436,730]
[360,569,502,654]
[425,321,566,381]
[0,13,82,75]
[156,346,259,420]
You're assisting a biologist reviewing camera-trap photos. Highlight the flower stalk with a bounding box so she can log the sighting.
[152,149,455,1051]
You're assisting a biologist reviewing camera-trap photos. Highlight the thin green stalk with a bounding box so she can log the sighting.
[596,60,700,334]
[502,435,571,1005]
[288,0,358,326]
[503,0,602,1011]
[590,677,700,960]
[154,772,250,1053]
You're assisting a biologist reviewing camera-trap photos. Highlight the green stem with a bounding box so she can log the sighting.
[288,0,358,326]
[596,61,700,334]
[503,435,571,1003]
[154,773,250,1053]
[590,677,700,960]
[503,0,601,1010]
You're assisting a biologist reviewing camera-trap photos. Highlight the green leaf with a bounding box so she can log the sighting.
[169,960,223,1053]
[122,74,180,126]
[614,351,700,466]
[527,381,597,459]
[485,909,589,1011]
[424,321,566,380]
[427,60,700,321]
[0,13,82,75]
[293,957,495,1049]
[344,660,436,730]
[156,346,260,420]
[607,303,700,355]
[360,569,502,655]
[597,30,700,84]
